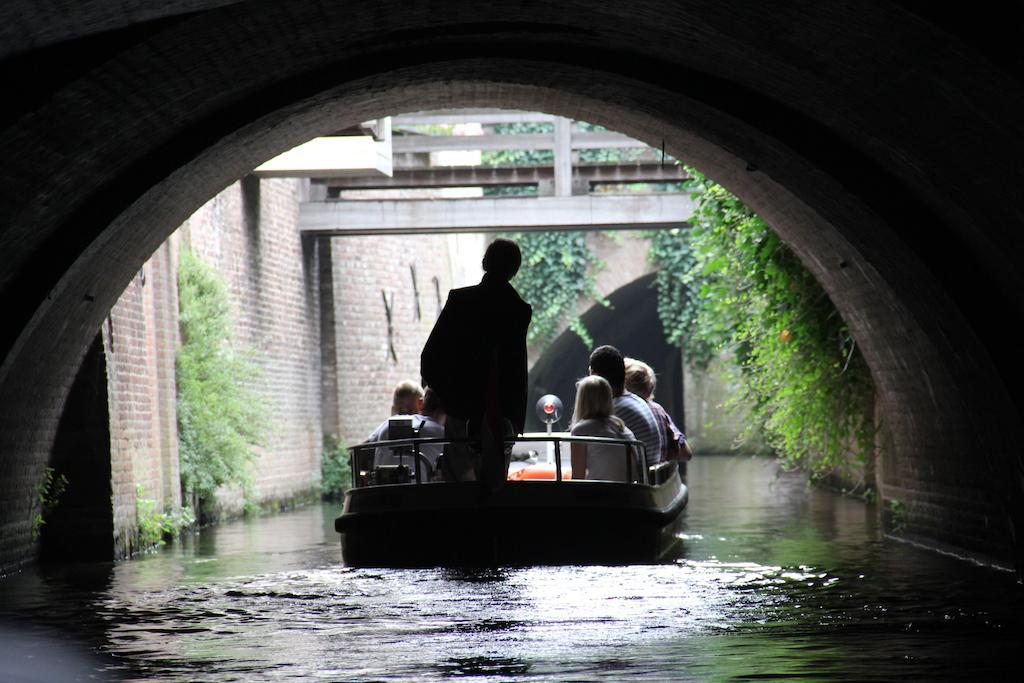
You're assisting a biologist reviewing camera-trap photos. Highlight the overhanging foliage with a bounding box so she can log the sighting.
[649,170,876,476]
[176,248,267,514]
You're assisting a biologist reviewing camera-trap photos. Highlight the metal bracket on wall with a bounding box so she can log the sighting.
[432,276,442,317]
[381,289,397,363]
[410,263,421,321]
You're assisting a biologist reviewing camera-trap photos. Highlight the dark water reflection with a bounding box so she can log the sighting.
[1,456,1021,681]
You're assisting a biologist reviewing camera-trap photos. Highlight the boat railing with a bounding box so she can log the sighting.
[347,435,650,489]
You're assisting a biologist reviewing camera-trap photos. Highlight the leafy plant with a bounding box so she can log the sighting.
[646,226,717,369]
[649,169,876,476]
[480,121,554,169]
[574,120,652,164]
[135,483,195,548]
[176,248,267,517]
[886,498,907,533]
[505,230,608,348]
[32,467,68,541]
[321,435,352,500]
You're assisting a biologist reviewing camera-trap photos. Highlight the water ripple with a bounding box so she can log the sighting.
[0,456,1021,681]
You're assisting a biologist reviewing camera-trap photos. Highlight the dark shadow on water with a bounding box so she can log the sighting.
[438,655,531,677]
[440,567,513,583]
[444,618,528,634]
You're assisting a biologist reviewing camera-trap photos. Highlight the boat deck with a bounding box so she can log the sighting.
[336,435,688,567]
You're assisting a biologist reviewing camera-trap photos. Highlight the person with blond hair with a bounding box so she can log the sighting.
[569,375,643,482]
[587,345,663,469]
[366,382,446,476]
[624,357,693,462]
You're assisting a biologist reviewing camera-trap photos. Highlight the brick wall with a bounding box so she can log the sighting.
[327,233,485,444]
[100,176,323,539]
[41,335,115,561]
[100,179,486,541]
[104,239,179,556]
[184,177,322,511]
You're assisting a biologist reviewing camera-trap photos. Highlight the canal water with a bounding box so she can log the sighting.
[1,455,1021,681]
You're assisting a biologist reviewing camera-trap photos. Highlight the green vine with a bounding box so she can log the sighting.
[574,121,651,164]
[649,169,876,476]
[176,248,267,517]
[505,231,607,348]
[646,226,717,369]
[32,467,68,541]
[321,435,351,500]
[135,484,195,548]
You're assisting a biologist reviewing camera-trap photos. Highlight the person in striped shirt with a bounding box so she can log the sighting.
[587,345,664,469]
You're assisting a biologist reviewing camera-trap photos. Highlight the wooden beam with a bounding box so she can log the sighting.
[300,194,694,236]
[323,164,689,189]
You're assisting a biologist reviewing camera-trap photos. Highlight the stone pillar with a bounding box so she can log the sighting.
[318,238,340,439]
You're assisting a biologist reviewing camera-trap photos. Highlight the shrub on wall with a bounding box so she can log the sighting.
[321,435,351,500]
[135,484,194,549]
[649,169,875,479]
[31,467,68,541]
[176,248,267,517]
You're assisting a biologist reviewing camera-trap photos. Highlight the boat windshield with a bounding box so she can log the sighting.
[346,434,678,489]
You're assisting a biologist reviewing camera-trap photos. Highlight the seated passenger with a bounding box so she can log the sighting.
[588,345,664,469]
[624,357,693,462]
[569,375,642,482]
[409,387,446,471]
[365,382,445,479]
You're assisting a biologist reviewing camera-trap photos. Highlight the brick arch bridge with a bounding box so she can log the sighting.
[1,2,1022,574]
[526,272,685,437]
[526,232,657,370]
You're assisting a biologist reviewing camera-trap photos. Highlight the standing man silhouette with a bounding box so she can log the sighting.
[421,238,532,489]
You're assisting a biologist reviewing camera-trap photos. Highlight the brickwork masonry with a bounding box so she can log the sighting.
[328,233,485,444]
[102,180,485,542]
[104,177,322,540]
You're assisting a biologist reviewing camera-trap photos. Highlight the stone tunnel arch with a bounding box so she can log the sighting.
[526,273,683,435]
[1,2,1022,572]
[526,232,656,370]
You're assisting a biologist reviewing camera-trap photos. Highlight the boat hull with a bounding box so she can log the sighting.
[335,475,688,567]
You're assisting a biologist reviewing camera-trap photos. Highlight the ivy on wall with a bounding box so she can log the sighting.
[505,230,607,348]
[176,248,267,517]
[480,121,554,169]
[649,169,876,477]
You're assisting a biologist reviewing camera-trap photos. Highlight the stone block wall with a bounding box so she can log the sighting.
[683,356,763,455]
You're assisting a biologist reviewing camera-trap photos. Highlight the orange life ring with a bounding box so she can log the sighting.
[507,463,573,480]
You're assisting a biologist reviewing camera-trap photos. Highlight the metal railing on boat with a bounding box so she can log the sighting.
[347,435,652,489]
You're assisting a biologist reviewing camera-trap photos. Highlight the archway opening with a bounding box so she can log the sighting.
[1,10,1020,575]
[527,273,682,434]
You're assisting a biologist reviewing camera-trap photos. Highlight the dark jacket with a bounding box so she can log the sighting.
[420,274,532,434]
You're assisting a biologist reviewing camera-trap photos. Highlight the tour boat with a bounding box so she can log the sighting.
[334,433,689,567]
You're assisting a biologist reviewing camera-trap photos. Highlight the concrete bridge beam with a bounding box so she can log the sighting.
[299,195,694,236]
